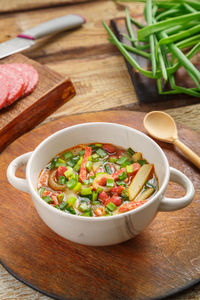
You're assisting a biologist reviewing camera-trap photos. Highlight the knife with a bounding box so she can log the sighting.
[0,14,86,59]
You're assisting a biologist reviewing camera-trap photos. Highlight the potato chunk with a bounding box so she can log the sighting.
[128,164,153,201]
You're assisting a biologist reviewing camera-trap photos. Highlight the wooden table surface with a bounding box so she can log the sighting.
[0,0,199,299]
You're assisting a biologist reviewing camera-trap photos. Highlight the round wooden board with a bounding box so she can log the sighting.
[1,111,200,300]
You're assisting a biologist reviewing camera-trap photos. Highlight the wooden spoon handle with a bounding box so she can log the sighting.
[173,139,200,169]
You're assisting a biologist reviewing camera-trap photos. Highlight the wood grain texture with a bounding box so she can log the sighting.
[0,0,98,13]
[0,53,75,152]
[1,111,200,300]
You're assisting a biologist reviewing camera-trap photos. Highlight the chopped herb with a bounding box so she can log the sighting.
[58,176,66,185]
[64,151,73,160]
[79,202,90,212]
[64,167,74,178]
[106,178,115,187]
[126,147,135,156]
[80,187,92,196]
[92,191,98,203]
[66,206,76,214]
[106,202,117,212]
[49,157,58,169]
[73,182,82,192]
[74,157,83,172]
[137,160,147,166]
[67,156,80,167]
[79,149,85,156]
[96,148,107,158]
[59,201,68,210]
[39,187,45,197]
[116,156,129,165]
[118,171,128,181]
[116,181,127,187]
[126,165,133,173]
[67,196,76,206]
[43,196,53,204]
[109,157,117,163]
[104,163,112,174]
[86,160,92,172]
[66,178,77,190]
[92,153,100,162]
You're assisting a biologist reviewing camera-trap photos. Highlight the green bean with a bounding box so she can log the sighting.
[146,0,157,75]
[130,17,145,28]
[138,12,200,41]
[120,42,151,59]
[158,24,200,46]
[176,34,200,49]
[102,21,158,79]
[125,8,138,47]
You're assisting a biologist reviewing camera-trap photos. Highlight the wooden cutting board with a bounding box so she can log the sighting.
[0,53,75,152]
[0,111,200,300]
[111,17,200,104]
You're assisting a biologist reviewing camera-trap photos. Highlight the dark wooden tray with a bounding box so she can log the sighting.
[111,17,200,104]
[0,53,75,152]
[1,111,200,300]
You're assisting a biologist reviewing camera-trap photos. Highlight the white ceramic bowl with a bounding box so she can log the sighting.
[7,122,194,246]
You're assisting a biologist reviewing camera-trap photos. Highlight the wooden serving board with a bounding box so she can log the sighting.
[0,53,75,152]
[1,111,200,300]
[111,18,200,104]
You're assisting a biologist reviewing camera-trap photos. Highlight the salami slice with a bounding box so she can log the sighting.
[0,65,25,107]
[11,63,39,96]
[0,72,10,109]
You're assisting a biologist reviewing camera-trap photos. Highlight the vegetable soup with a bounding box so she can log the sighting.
[37,143,158,217]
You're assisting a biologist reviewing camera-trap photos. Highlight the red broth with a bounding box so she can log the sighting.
[37,143,158,217]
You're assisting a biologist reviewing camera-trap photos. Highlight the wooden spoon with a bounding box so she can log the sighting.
[143,111,200,169]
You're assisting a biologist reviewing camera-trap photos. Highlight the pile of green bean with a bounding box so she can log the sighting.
[103,0,200,97]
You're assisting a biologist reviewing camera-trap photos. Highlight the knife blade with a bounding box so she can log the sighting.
[0,14,85,59]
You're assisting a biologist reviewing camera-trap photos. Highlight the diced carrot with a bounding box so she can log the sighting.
[118,200,146,213]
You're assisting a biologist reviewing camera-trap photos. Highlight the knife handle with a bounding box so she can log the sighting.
[18,14,86,40]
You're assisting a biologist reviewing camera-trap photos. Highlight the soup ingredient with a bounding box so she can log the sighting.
[37,143,158,217]
[128,164,153,200]
[103,1,200,97]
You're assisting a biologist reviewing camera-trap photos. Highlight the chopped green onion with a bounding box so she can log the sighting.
[126,165,133,173]
[92,153,100,162]
[73,182,82,192]
[59,201,68,210]
[95,143,102,147]
[116,156,129,165]
[109,157,117,163]
[58,176,66,185]
[66,178,77,190]
[86,160,92,172]
[74,157,83,172]
[39,187,45,197]
[92,191,98,203]
[80,187,92,196]
[97,187,103,193]
[49,157,58,169]
[67,196,76,206]
[126,147,135,157]
[116,181,127,186]
[67,156,79,167]
[104,163,112,174]
[118,171,128,181]
[106,178,115,187]
[64,151,73,160]
[43,196,53,204]
[106,202,117,212]
[64,167,74,178]
[96,148,107,158]
[66,206,76,214]
[79,202,90,212]
[137,160,147,166]
[79,149,85,156]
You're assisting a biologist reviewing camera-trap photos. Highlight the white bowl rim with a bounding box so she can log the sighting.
[27,122,170,222]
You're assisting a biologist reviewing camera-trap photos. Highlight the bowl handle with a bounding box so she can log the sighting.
[7,152,32,194]
[158,167,195,212]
